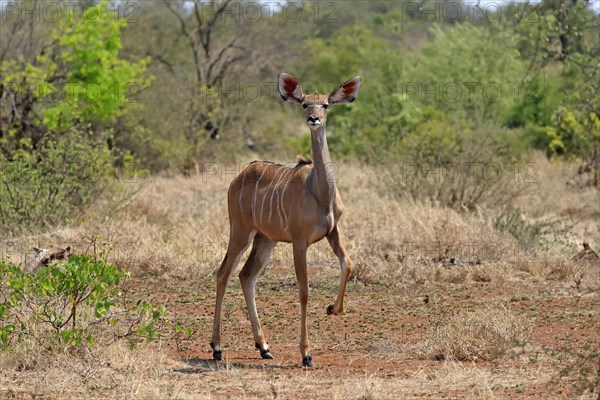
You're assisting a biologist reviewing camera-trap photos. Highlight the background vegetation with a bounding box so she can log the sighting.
[1,0,598,234]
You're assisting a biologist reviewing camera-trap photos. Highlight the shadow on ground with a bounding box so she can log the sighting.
[173,357,292,373]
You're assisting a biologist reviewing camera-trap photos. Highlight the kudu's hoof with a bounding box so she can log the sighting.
[210,342,223,361]
[327,304,335,315]
[256,343,274,359]
[302,354,313,368]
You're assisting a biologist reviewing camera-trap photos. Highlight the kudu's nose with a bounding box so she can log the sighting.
[308,116,319,123]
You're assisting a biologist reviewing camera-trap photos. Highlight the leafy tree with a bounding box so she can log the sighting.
[506,0,600,186]
[43,2,152,130]
[546,108,600,186]
[504,72,563,149]
[409,23,526,126]
[0,0,152,235]
[1,0,152,149]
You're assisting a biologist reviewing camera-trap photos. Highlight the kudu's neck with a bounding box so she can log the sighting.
[310,124,336,209]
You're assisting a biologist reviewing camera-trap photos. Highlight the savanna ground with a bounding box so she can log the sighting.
[1,155,599,399]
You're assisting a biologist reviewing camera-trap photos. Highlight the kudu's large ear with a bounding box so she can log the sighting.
[278,73,304,104]
[328,77,361,105]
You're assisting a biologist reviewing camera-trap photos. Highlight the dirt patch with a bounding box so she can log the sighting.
[106,262,598,399]
[1,263,598,399]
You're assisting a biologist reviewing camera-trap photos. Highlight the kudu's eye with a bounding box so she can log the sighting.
[302,104,308,109]
[323,104,329,109]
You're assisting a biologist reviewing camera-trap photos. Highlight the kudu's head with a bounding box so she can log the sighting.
[278,73,361,132]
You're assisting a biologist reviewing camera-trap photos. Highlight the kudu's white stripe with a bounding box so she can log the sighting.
[252,167,269,226]
[260,165,284,224]
[238,174,246,217]
[270,167,290,222]
[275,167,295,228]
[279,168,295,231]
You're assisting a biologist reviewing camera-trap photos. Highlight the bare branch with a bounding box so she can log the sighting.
[162,0,201,83]
[162,0,189,36]
[206,37,238,85]
[198,0,234,59]
[211,52,247,87]
[207,0,234,29]
[146,52,176,75]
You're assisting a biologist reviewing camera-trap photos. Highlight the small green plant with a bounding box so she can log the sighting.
[173,324,194,353]
[0,254,165,349]
[493,208,567,248]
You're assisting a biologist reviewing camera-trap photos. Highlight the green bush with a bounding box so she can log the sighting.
[493,208,563,248]
[383,116,529,210]
[0,128,113,237]
[408,23,526,125]
[0,254,165,349]
[546,108,600,188]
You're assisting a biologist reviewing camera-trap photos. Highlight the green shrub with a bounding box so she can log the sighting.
[493,208,571,251]
[383,118,529,210]
[0,128,113,237]
[546,108,600,188]
[0,254,165,350]
[409,23,526,125]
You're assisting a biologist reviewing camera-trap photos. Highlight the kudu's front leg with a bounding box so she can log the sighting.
[292,243,312,367]
[326,225,352,315]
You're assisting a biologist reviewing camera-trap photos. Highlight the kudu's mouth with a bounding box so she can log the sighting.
[307,118,322,126]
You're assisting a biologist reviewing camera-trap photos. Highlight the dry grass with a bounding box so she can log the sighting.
[0,341,177,400]
[0,346,555,400]
[341,180,520,286]
[513,152,600,248]
[3,155,597,288]
[415,305,530,362]
[1,155,599,399]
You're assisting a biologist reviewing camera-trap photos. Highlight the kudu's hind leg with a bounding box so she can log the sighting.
[211,227,256,360]
[239,234,276,359]
[326,225,353,315]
